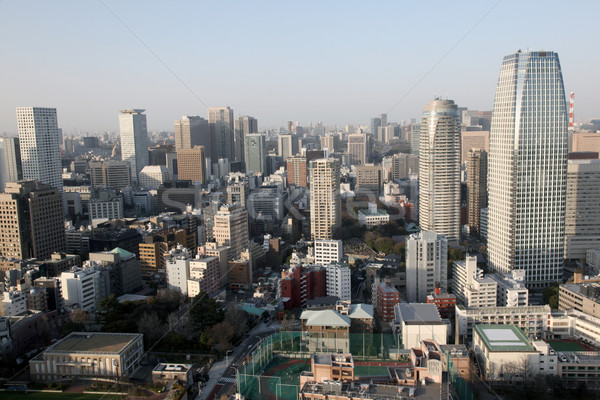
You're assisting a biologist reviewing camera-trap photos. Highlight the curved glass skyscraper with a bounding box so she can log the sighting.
[487,50,568,288]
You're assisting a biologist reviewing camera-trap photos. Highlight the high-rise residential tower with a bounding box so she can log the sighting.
[16,107,62,191]
[418,99,461,245]
[287,156,307,187]
[208,107,235,163]
[309,158,341,240]
[244,134,266,175]
[213,203,249,260]
[119,109,149,182]
[405,231,448,302]
[487,50,568,288]
[466,149,488,236]
[0,137,22,192]
[174,115,210,152]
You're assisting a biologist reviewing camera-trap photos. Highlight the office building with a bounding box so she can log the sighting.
[139,165,170,189]
[314,239,343,267]
[88,248,142,295]
[466,149,488,236]
[278,133,299,161]
[405,231,448,302]
[0,181,65,260]
[382,153,419,182]
[0,137,22,191]
[287,155,307,187]
[119,109,149,181]
[244,134,266,174]
[347,133,371,165]
[60,268,101,312]
[89,161,131,190]
[410,124,421,155]
[309,158,341,240]
[357,202,389,228]
[16,107,62,191]
[355,164,383,194]
[177,146,206,184]
[208,106,235,162]
[461,130,489,164]
[571,131,600,155]
[418,99,461,245]
[320,134,336,152]
[489,270,529,307]
[30,332,143,382]
[174,115,210,152]
[89,193,124,221]
[487,50,568,288]
[187,254,221,297]
[559,282,600,319]
[162,246,191,295]
[564,154,600,260]
[213,203,249,260]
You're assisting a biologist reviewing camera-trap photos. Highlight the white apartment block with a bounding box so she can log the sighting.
[489,270,529,307]
[164,246,191,295]
[326,263,351,301]
[314,239,343,267]
[187,255,220,297]
[455,304,551,343]
[452,256,497,308]
[405,231,448,302]
[60,268,101,312]
[1,288,27,316]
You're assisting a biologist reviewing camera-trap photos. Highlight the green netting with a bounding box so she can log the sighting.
[447,353,475,400]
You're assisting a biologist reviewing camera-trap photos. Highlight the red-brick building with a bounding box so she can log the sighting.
[375,277,399,322]
[426,288,457,321]
[281,265,326,309]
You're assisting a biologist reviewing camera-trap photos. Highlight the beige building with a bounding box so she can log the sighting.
[466,149,487,235]
[287,155,307,187]
[177,146,206,184]
[213,204,249,260]
[559,282,600,319]
[461,130,489,163]
[309,158,341,240]
[571,131,600,155]
[355,164,383,194]
[0,181,66,260]
[200,242,230,287]
[382,153,419,181]
[174,115,209,152]
[347,133,371,165]
[30,332,144,382]
[564,156,600,260]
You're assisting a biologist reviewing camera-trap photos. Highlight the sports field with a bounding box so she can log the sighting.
[548,340,590,352]
[0,393,125,400]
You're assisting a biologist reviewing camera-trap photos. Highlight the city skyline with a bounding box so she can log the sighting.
[1,1,599,134]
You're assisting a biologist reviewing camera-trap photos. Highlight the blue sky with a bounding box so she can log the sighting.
[0,1,598,134]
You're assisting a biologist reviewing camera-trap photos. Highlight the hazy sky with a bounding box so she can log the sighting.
[1,1,598,134]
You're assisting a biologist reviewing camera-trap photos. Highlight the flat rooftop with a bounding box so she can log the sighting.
[397,303,444,325]
[48,332,142,354]
[474,324,535,352]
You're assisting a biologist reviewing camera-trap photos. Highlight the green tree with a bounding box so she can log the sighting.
[543,283,560,309]
[392,242,405,255]
[189,293,224,331]
[374,237,394,255]
[448,248,464,261]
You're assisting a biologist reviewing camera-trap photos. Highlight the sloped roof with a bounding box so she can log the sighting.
[300,309,351,327]
[110,247,135,259]
[349,303,374,319]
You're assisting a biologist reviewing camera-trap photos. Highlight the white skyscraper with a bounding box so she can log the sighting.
[418,99,461,245]
[405,231,448,302]
[16,107,63,191]
[119,109,149,182]
[487,50,568,288]
[309,158,341,240]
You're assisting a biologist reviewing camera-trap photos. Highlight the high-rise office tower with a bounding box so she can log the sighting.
[213,203,249,260]
[208,107,235,163]
[236,116,258,165]
[405,231,448,302]
[410,124,421,155]
[309,158,341,240]
[0,181,66,259]
[487,50,568,288]
[244,134,266,175]
[564,152,600,260]
[177,146,206,184]
[347,133,371,165]
[287,155,307,187]
[418,99,461,245]
[320,134,336,153]
[119,109,149,182]
[278,133,299,161]
[174,115,210,153]
[89,161,132,190]
[0,137,22,192]
[16,107,62,191]
[466,149,488,236]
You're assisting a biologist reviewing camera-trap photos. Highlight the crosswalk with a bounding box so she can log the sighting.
[219,377,236,384]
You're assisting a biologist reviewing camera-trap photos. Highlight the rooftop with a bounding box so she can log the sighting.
[397,303,444,325]
[47,332,142,354]
[474,324,536,353]
[349,303,374,319]
[300,309,351,327]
